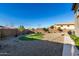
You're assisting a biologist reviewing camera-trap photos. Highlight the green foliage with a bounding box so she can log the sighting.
[43,28,48,32]
[70,35,79,49]
[18,25,25,32]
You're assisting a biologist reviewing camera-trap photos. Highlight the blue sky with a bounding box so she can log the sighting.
[0,3,74,28]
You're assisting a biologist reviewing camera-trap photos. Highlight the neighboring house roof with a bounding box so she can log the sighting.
[0,26,16,29]
[55,22,75,25]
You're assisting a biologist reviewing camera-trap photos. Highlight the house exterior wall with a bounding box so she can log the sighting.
[74,4,79,36]
[55,24,75,30]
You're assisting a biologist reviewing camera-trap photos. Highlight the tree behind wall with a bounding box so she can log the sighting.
[43,28,48,32]
[18,25,25,32]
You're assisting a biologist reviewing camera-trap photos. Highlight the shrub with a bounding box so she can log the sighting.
[70,35,79,49]
[43,28,48,32]
[57,27,63,32]
[50,25,54,29]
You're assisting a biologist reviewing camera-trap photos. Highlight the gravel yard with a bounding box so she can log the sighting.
[0,33,64,56]
[43,33,64,43]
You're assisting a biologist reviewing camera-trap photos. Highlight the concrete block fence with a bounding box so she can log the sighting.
[0,29,20,39]
[0,29,33,39]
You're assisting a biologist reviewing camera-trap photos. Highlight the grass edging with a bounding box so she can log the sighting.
[19,33,44,41]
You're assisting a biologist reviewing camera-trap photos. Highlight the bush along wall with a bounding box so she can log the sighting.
[70,34,79,49]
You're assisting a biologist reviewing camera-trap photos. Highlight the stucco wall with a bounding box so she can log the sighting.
[0,29,34,39]
[74,6,79,36]
[55,25,75,30]
[0,29,19,39]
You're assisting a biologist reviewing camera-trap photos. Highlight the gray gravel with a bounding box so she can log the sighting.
[0,33,64,56]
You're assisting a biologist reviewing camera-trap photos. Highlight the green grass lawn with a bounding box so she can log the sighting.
[70,35,79,49]
[19,33,44,41]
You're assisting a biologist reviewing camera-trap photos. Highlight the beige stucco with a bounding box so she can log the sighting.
[74,5,79,36]
[54,24,75,30]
